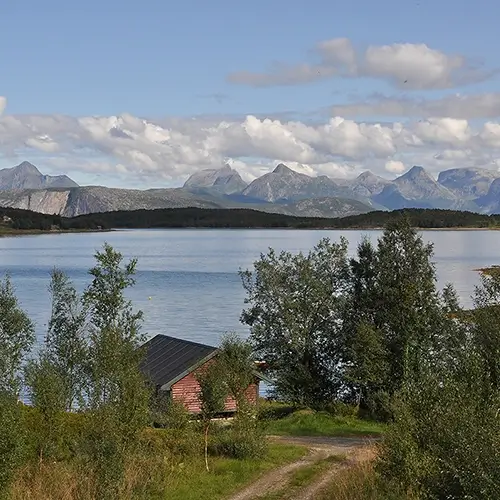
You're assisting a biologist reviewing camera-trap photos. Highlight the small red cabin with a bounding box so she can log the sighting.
[140,334,265,414]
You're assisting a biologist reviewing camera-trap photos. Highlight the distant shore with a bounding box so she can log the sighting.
[0,228,112,237]
[2,226,499,236]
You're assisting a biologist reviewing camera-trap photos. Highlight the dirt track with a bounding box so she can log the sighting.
[228,435,379,500]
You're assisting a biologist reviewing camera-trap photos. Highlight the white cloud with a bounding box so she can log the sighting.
[227,38,493,90]
[0,97,6,115]
[330,93,500,119]
[385,160,406,174]
[1,108,500,186]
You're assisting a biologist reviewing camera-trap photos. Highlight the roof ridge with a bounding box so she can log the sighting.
[147,333,217,351]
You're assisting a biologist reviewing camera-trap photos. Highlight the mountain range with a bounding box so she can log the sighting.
[1,161,500,218]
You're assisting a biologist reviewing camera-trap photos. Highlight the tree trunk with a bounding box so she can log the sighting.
[204,423,210,472]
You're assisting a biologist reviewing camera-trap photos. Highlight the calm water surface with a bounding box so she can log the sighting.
[0,229,497,349]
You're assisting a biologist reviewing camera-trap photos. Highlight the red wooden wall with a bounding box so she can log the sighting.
[171,363,259,413]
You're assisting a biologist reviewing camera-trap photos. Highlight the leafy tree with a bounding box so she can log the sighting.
[217,333,255,413]
[341,237,388,411]
[0,276,35,394]
[344,322,389,413]
[240,238,350,407]
[0,276,34,496]
[81,243,150,499]
[371,217,441,392]
[45,269,88,410]
[196,361,228,471]
[217,333,266,459]
[471,265,500,391]
[342,219,449,418]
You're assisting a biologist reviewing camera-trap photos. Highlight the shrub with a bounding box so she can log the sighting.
[0,396,26,498]
[139,427,203,458]
[152,398,192,431]
[257,399,298,420]
[210,423,266,460]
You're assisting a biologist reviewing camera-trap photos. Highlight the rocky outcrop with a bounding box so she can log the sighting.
[183,165,247,194]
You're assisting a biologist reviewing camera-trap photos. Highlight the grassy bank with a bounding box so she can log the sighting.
[261,409,386,437]
[315,453,415,500]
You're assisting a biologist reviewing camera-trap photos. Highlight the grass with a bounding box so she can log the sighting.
[157,443,306,500]
[315,448,414,500]
[10,442,306,500]
[259,454,346,500]
[261,410,386,437]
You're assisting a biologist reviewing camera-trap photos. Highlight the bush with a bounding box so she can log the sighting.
[320,401,360,418]
[20,407,87,462]
[0,396,27,497]
[257,399,298,420]
[378,378,500,499]
[139,427,203,458]
[152,398,192,430]
[210,423,266,460]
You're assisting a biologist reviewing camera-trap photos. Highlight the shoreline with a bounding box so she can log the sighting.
[0,226,499,236]
[0,228,113,237]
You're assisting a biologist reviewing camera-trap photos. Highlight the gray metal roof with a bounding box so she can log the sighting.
[140,334,217,389]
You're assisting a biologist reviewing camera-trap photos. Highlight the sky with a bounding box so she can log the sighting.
[1,0,500,188]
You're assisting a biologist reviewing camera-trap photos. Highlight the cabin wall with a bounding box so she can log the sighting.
[171,365,259,414]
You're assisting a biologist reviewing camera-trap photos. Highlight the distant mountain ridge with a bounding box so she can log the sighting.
[183,165,247,194]
[0,161,79,190]
[2,160,500,217]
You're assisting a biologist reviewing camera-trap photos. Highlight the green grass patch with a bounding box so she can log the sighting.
[262,410,386,437]
[155,443,307,500]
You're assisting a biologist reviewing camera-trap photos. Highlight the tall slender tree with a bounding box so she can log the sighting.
[45,269,88,410]
[81,243,150,499]
[342,218,451,416]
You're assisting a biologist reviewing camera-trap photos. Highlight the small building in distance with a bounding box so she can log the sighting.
[140,334,265,414]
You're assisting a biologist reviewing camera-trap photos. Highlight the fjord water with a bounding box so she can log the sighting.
[0,228,497,349]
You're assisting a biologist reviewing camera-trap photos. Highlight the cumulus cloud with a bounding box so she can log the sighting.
[227,38,493,90]
[330,93,500,119]
[385,160,406,174]
[2,108,500,186]
[0,97,6,115]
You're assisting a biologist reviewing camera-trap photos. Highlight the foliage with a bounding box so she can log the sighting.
[24,357,67,461]
[257,399,299,420]
[45,269,89,410]
[216,333,267,459]
[152,397,192,430]
[0,276,34,497]
[217,333,255,409]
[241,237,350,407]
[0,276,35,394]
[377,267,500,499]
[79,243,151,499]
[0,394,26,498]
[340,218,457,418]
[196,361,228,471]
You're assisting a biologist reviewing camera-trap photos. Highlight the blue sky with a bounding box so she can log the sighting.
[1,0,500,187]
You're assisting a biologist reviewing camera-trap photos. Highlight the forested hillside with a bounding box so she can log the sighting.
[1,206,499,232]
